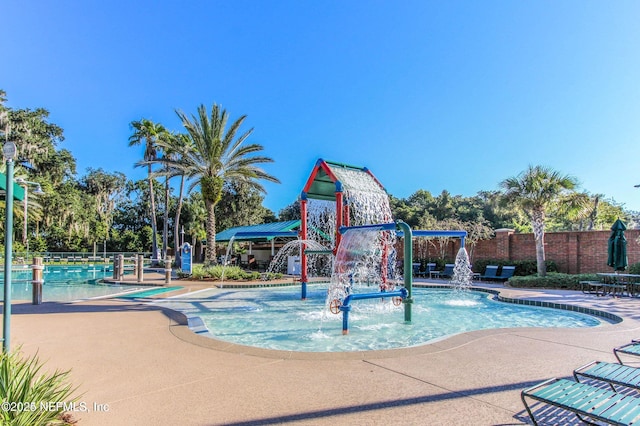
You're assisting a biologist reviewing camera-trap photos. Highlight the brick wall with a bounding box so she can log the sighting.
[471,229,640,273]
[413,229,640,273]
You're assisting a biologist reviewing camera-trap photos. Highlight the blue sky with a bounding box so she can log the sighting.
[3,1,640,214]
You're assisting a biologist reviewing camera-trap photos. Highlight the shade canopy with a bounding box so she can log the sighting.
[215,220,300,243]
[0,172,25,201]
[607,218,628,271]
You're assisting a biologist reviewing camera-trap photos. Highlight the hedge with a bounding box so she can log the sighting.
[176,265,282,281]
[629,262,640,275]
[507,272,599,290]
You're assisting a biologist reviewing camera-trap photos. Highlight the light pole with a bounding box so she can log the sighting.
[2,140,17,352]
[15,178,44,262]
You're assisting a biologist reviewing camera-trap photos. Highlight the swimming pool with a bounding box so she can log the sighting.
[160,285,604,352]
[0,265,142,302]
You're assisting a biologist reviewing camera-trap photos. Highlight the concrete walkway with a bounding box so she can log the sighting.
[8,277,640,425]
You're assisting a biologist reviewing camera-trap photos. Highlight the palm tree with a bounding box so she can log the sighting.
[500,165,578,276]
[128,119,169,262]
[184,193,207,261]
[172,104,280,263]
[147,132,194,264]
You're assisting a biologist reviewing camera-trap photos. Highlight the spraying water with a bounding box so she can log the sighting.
[450,247,473,292]
[305,199,336,277]
[293,165,397,284]
[220,236,236,283]
[320,165,403,312]
[265,239,332,277]
[306,200,335,247]
[325,227,401,312]
[328,166,392,226]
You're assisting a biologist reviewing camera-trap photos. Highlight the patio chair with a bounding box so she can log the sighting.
[440,264,455,279]
[416,263,436,278]
[614,341,640,364]
[424,263,436,277]
[412,263,420,276]
[521,377,640,425]
[496,265,516,281]
[574,360,640,392]
[479,265,500,281]
[248,255,257,270]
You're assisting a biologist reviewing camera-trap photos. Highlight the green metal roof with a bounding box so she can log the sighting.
[301,159,386,201]
[305,167,338,201]
[0,172,24,201]
[215,220,301,243]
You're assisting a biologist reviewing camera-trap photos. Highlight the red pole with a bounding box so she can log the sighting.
[335,190,343,255]
[381,235,389,290]
[300,196,308,300]
[344,204,350,228]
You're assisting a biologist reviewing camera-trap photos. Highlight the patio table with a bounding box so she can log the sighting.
[596,273,640,297]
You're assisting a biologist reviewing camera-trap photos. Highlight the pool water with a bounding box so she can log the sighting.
[0,265,142,302]
[161,286,602,352]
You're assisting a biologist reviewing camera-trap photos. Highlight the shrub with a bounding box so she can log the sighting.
[262,272,283,281]
[508,272,599,290]
[0,348,81,425]
[628,262,640,275]
[176,265,272,281]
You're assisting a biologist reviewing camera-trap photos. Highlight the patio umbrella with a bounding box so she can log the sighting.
[607,218,628,271]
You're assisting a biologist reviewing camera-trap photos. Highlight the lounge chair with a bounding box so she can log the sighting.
[521,377,640,425]
[412,263,420,276]
[440,264,455,279]
[574,360,640,391]
[614,341,640,364]
[479,265,500,281]
[496,265,516,281]
[425,263,436,277]
[416,263,436,278]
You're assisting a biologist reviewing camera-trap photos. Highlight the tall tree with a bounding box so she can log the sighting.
[183,192,207,261]
[215,180,274,231]
[145,132,195,263]
[36,149,76,186]
[278,200,301,222]
[166,133,193,262]
[173,104,280,263]
[500,165,578,276]
[128,119,169,262]
[112,179,162,253]
[0,90,8,138]
[80,168,127,240]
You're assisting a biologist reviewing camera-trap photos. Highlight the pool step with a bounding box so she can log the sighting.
[116,286,184,299]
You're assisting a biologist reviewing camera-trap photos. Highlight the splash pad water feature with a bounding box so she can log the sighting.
[215,160,487,339]
[329,221,413,334]
[264,239,332,278]
[294,159,470,335]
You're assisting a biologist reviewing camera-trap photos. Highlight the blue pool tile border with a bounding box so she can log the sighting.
[414,284,623,324]
[214,282,300,289]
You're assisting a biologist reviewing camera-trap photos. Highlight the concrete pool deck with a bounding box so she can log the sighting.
[8,277,640,425]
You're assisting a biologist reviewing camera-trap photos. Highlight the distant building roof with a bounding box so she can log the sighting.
[215,220,301,243]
